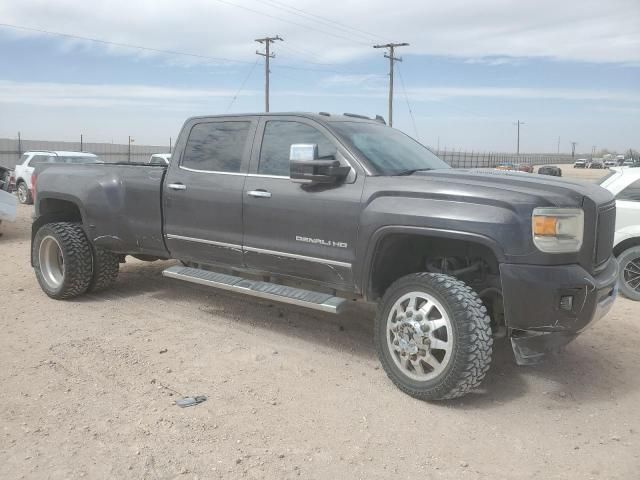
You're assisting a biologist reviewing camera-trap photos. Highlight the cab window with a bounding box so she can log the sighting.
[258,121,337,177]
[182,121,251,173]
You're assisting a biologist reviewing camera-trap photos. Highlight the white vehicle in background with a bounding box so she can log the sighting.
[574,158,587,168]
[604,159,617,167]
[599,167,640,300]
[149,153,171,165]
[14,151,101,204]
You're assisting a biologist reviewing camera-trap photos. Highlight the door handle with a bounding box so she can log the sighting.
[247,190,272,198]
[168,183,187,191]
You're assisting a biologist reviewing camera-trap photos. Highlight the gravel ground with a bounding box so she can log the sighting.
[1,166,639,479]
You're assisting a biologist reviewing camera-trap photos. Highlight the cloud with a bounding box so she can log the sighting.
[320,74,385,87]
[2,80,638,109]
[403,86,640,103]
[0,80,259,108]
[0,0,638,65]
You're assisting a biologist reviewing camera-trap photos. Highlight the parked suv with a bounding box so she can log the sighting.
[30,113,618,400]
[14,151,101,204]
[574,158,587,168]
[599,168,640,300]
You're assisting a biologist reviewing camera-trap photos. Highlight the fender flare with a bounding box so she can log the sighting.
[359,225,506,300]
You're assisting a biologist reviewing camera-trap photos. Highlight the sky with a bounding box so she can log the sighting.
[0,0,639,153]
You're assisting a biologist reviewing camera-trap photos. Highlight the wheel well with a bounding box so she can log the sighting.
[32,199,83,243]
[368,234,500,300]
[368,234,504,331]
[614,237,640,257]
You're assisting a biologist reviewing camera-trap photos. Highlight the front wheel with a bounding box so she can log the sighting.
[375,273,493,401]
[618,246,640,301]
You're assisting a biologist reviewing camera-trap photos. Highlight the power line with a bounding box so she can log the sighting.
[225,59,260,113]
[0,22,374,76]
[251,0,382,43]
[397,65,419,140]
[276,42,339,66]
[256,35,283,112]
[0,22,254,65]
[373,42,409,127]
[210,0,371,46]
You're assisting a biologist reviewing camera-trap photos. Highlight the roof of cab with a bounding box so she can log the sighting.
[184,112,386,125]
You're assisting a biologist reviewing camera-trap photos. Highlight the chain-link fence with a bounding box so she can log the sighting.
[0,137,170,169]
[1,136,579,170]
[434,149,576,168]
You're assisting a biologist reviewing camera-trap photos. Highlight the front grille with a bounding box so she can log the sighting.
[594,202,616,269]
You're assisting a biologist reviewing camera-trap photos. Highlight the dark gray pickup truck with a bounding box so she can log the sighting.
[31,112,618,400]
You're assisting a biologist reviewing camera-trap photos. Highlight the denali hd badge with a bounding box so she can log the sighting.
[296,235,348,249]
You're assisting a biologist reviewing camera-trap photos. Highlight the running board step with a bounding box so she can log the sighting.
[162,265,347,314]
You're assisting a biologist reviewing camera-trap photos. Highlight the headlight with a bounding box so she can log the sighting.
[532,208,584,253]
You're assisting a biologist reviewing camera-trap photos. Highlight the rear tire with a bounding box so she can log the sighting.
[32,222,93,299]
[17,181,33,205]
[88,247,120,292]
[617,246,640,301]
[375,272,493,401]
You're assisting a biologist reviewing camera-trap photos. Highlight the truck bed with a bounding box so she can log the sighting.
[34,163,169,258]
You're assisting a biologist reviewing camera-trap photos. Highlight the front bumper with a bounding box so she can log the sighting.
[500,257,618,365]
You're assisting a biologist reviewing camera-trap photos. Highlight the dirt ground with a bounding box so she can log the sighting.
[1,166,638,480]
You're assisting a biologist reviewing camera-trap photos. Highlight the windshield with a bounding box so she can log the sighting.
[330,122,449,175]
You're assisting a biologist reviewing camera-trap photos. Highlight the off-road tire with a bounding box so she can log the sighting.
[17,181,33,205]
[617,246,640,301]
[33,222,93,299]
[88,247,120,292]
[375,272,493,401]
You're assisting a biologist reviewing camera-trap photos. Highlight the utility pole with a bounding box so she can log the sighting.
[255,35,283,113]
[571,141,577,160]
[80,134,83,152]
[513,120,525,154]
[557,136,560,154]
[373,42,409,127]
[128,136,134,163]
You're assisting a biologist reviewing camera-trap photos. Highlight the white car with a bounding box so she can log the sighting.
[599,167,640,300]
[149,153,171,165]
[14,151,101,204]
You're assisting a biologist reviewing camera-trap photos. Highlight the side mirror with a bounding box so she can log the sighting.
[289,144,350,184]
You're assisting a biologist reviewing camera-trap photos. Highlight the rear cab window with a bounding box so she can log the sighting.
[181,121,252,173]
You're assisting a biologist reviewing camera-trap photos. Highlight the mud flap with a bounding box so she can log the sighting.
[510,331,578,366]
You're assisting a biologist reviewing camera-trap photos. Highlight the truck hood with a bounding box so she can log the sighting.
[381,168,614,208]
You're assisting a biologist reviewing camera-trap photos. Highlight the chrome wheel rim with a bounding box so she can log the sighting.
[386,291,453,381]
[18,183,27,202]
[623,257,640,293]
[39,235,64,290]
